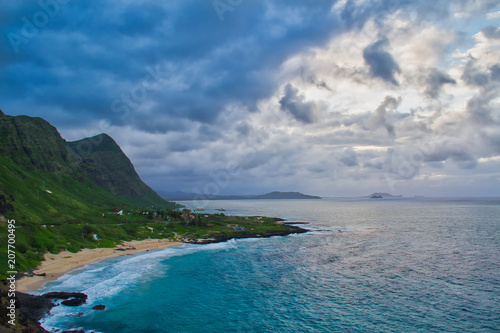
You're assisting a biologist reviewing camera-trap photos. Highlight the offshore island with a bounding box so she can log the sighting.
[0,110,308,332]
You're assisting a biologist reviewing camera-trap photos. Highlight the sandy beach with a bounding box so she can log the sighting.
[16,239,183,293]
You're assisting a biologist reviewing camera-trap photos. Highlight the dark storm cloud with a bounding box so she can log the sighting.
[363,37,401,86]
[423,68,456,99]
[2,0,499,196]
[424,143,478,170]
[0,0,341,132]
[117,3,167,36]
[279,83,316,124]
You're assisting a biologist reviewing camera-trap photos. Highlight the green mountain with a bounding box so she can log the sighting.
[0,110,175,225]
[0,109,80,174]
[67,133,168,208]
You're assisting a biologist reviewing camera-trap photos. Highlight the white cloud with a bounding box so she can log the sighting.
[486,11,500,19]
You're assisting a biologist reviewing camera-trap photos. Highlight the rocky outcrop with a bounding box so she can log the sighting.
[0,290,89,332]
[43,292,87,307]
[9,290,53,332]
[185,225,308,244]
[61,298,86,306]
[43,292,88,301]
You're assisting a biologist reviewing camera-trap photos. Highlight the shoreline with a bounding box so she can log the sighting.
[17,225,308,293]
[13,225,309,332]
[16,239,183,293]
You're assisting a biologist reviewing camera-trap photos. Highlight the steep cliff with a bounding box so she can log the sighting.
[0,111,175,225]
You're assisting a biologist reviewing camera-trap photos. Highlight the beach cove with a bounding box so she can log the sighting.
[17,239,183,293]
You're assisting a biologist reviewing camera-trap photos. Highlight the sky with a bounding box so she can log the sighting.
[1,0,500,197]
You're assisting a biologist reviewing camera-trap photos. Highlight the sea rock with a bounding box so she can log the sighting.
[43,292,88,300]
[61,330,86,333]
[61,298,86,306]
[93,304,106,310]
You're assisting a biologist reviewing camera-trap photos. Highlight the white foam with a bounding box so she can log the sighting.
[37,238,264,332]
[37,240,239,295]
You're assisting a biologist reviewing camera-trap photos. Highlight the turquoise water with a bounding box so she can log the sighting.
[36,198,500,332]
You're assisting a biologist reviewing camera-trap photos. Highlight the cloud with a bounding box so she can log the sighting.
[461,55,491,87]
[423,139,478,170]
[363,37,401,86]
[363,96,402,136]
[481,26,500,40]
[279,83,316,123]
[422,68,456,98]
[486,11,500,20]
[117,3,167,36]
[0,0,341,132]
[2,0,500,197]
[491,64,500,81]
[339,148,359,167]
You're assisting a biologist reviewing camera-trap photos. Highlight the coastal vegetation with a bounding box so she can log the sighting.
[0,208,302,279]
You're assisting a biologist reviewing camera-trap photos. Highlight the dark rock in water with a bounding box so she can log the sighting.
[43,291,88,300]
[61,298,86,306]
[93,304,106,310]
[42,291,88,306]
[61,330,86,333]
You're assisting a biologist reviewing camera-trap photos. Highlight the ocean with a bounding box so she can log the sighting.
[34,198,500,332]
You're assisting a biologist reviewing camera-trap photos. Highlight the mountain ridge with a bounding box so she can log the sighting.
[159,191,322,200]
[0,112,80,174]
[67,133,166,207]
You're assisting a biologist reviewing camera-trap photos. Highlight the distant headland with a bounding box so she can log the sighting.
[159,191,322,201]
[366,192,403,199]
